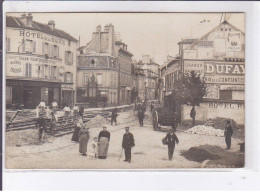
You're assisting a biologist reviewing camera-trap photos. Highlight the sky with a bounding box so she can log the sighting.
[7,13,244,65]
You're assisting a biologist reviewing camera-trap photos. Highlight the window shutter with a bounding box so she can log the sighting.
[42,42,44,55]
[64,51,67,63]
[71,73,73,83]
[57,46,59,58]
[33,41,36,53]
[7,38,11,51]
[22,40,25,53]
[71,52,73,65]
[25,63,28,77]
[29,64,32,77]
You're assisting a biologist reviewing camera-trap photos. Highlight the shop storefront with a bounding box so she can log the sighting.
[6,79,61,109]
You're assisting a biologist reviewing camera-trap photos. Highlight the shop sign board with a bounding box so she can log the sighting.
[226,31,242,52]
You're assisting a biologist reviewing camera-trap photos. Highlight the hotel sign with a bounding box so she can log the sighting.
[19,30,66,45]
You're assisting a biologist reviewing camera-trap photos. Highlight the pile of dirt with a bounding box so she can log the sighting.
[86,115,110,128]
[5,129,39,147]
[181,147,221,163]
[204,117,238,130]
[185,125,224,137]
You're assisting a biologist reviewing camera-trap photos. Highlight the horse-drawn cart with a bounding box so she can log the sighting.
[152,106,180,131]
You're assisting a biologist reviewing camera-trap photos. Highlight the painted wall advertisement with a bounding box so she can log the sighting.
[6,54,62,77]
[226,31,242,52]
[204,62,245,85]
[205,84,219,99]
[183,50,197,59]
[183,60,204,76]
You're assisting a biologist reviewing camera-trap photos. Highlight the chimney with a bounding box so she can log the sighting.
[95,25,102,53]
[20,13,33,27]
[96,25,101,33]
[108,24,114,55]
[48,20,55,30]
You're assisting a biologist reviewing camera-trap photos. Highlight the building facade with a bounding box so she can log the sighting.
[178,21,245,125]
[6,14,78,109]
[137,55,160,101]
[77,24,133,106]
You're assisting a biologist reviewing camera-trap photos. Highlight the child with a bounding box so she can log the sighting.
[89,137,99,159]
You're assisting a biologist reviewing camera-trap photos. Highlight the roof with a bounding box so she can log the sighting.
[118,47,133,57]
[178,39,198,45]
[79,50,116,57]
[189,21,245,48]
[6,16,78,42]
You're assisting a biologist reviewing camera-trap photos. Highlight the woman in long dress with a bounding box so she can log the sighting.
[79,124,90,156]
[98,126,110,159]
[71,116,83,142]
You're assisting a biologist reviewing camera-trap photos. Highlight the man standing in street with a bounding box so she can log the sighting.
[164,127,179,160]
[111,108,118,126]
[225,120,233,150]
[122,127,135,163]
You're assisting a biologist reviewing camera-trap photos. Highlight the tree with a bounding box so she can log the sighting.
[173,71,207,126]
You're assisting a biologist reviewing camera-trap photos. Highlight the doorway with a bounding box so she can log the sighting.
[23,89,33,108]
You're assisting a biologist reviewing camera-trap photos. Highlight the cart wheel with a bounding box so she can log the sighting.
[153,111,159,131]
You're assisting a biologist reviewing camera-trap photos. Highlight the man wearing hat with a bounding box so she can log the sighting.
[224,120,233,150]
[122,127,135,163]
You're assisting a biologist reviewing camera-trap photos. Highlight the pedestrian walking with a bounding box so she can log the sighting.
[71,116,83,142]
[111,108,118,126]
[163,127,179,160]
[225,120,233,150]
[98,126,110,159]
[150,102,154,112]
[36,102,49,141]
[79,124,90,156]
[122,127,135,163]
[137,105,145,127]
[79,105,84,117]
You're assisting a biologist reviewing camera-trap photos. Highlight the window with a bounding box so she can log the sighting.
[25,63,32,77]
[53,45,59,58]
[53,66,57,78]
[97,74,102,85]
[65,72,73,83]
[6,38,11,52]
[83,73,89,84]
[44,65,48,78]
[24,40,34,53]
[65,51,73,65]
[43,42,49,56]
[219,90,232,100]
[49,66,57,79]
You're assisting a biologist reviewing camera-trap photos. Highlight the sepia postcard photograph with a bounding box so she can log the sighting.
[4,12,245,169]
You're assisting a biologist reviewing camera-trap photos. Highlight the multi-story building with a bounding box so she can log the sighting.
[137,55,160,100]
[6,13,78,109]
[77,24,133,106]
[162,21,245,125]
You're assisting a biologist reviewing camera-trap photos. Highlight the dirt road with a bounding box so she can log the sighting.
[5,110,244,169]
